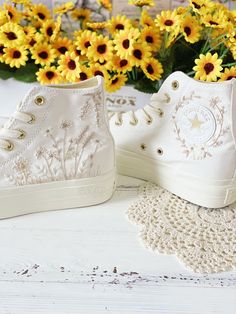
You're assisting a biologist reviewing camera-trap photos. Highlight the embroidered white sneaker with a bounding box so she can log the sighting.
[0,76,116,219]
[109,71,236,208]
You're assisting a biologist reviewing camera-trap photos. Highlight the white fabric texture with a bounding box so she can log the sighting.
[127,182,236,274]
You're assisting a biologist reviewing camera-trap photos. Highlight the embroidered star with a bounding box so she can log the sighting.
[189,114,205,130]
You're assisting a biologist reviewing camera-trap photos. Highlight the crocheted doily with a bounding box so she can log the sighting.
[127,183,236,274]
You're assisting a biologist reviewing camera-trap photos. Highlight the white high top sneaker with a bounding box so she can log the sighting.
[109,71,236,208]
[0,76,116,219]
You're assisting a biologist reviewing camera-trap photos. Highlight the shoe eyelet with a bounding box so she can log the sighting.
[27,114,36,124]
[17,129,26,139]
[157,109,164,117]
[4,140,14,152]
[147,119,152,125]
[157,147,163,155]
[164,93,171,103]
[140,143,146,151]
[35,96,45,106]
[172,80,179,90]
[130,119,138,126]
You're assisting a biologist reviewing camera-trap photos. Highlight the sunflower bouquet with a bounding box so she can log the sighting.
[0,0,236,93]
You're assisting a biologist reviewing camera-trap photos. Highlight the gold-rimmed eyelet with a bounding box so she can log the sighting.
[146,118,153,125]
[17,129,26,139]
[27,114,36,124]
[34,96,45,106]
[140,143,146,151]
[130,119,138,126]
[157,147,163,155]
[4,140,14,152]
[157,109,164,118]
[172,80,179,90]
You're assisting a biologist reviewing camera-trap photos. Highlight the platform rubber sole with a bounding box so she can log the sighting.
[116,149,236,208]
[0,169,116,219]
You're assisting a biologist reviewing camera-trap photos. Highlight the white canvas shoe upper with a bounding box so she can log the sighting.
[0,76,116,218]
[109,71,236,208]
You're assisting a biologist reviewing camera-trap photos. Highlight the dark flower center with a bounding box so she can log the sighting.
[5,32,17,40]
[184,26,191,36]
[97,44,106,54]
[122,39,130,49]
[192,2,201,9]
[46,71,55,80]
[94,70,104,77]
[112,77,119,85]
[29,38,36,46]
[209,20,218,26]
[80,72,88,80]
[84,41,90,48]
[204,62,214,75]
[0,45,4,55]
[164,19,174,26]
[115,23,124,30]
[58,46,68,54]
[38,51,48,59]
[147,64,154,74]
[8,11,13,19]
[68,59,76,70]
[13,50,21,59]
[47,27,53,36]
[146,35,153,43]
[227,75,236,80]
[133,49,142,60]
[120,59,128,67]
[37,12,46,20]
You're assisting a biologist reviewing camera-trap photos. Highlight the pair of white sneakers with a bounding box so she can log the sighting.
[0,72,235,219]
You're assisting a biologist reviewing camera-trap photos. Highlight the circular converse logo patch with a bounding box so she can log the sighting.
[172,92,229,160]
[177,104,216,144]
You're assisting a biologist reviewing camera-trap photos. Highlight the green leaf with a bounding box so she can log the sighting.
[13,63,38,82]
[0,63,15,80]
[134,77,159,94]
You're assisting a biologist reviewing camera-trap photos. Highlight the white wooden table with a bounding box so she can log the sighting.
[0,176,235,314]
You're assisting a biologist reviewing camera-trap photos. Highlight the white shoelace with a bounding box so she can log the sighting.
[108,93,170,126]
[0,111,34,151]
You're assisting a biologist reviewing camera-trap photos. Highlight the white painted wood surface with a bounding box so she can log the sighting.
[0,175,235,314]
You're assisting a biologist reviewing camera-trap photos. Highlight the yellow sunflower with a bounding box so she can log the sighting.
[108,15,132,35]
[89,63,109,80]
[113,28,140,59]
[58,51,81,82]
[4,46,28,68]
[97,0,112,12]
[53,37,72,56]
[31,43,57,66]
[10,0,31,5]
[36,66,62,85]
[86,21,108,30]
[181,15,202,44]
[0,22,26,48]
[71,8,90,25]
[0,43,5,62]
[128,0,155,7]
[193,52,223,82]
[23,25,36,37]
[112,55,133,73]
[141,58,163,81]
[105,74,127,93]
[75,65,92,82]
[219,67,236,81]
[27,32,44,49]
[4,4,21,23]
[155,10,180,32]
[140,26,161,51]
[201,9,228,29]
[75,30,96,55]
[130,42,152,67]
[30,4,51,23]
[189,0,214,13]
[54,2,74,15]
[140,10,155,28]
[40,19,61,42]
[87,34,113,63]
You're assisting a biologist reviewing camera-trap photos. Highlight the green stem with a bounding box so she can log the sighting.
[222,62,236,67]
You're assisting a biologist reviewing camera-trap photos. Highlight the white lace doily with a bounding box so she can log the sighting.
[127,183,236,274]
